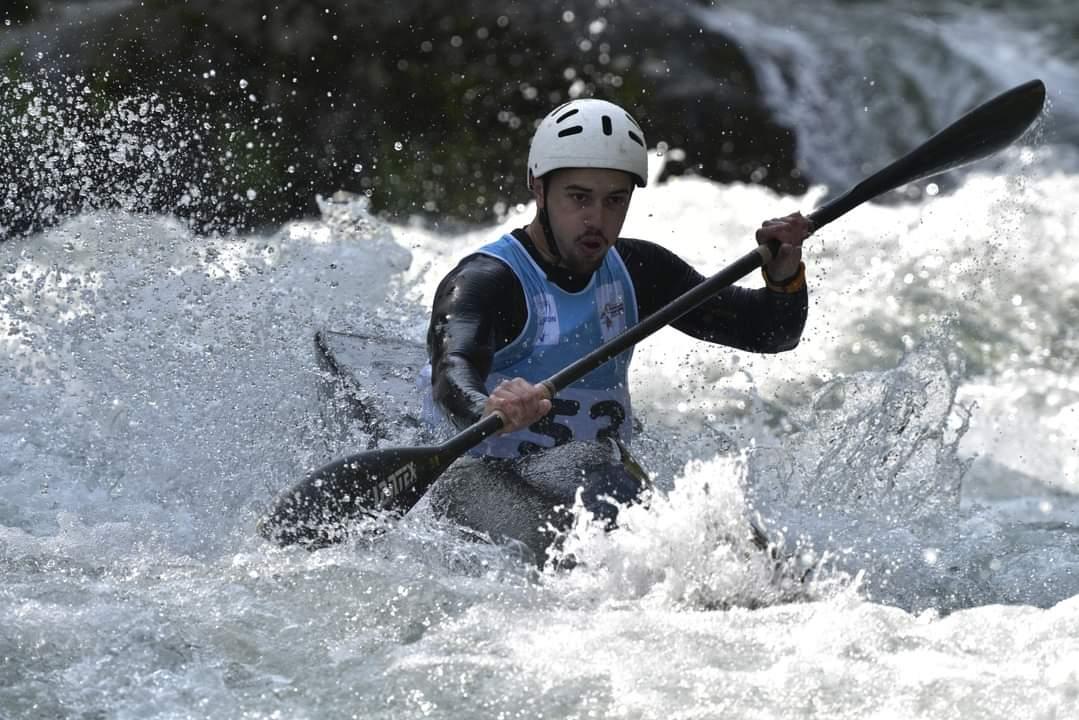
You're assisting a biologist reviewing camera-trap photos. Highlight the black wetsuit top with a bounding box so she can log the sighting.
[427,228,807,429]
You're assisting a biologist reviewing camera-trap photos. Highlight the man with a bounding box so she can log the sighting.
[423,98,809,558]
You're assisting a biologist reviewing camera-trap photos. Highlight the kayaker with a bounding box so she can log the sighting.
[422,98,810,556]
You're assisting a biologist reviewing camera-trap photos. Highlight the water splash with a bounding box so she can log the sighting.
[0,69,288,240]
[0,199,418,553]
[779,331,970,520]
[547,453,850,610]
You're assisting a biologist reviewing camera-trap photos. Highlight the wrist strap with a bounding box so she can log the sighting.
[762,262,806,293]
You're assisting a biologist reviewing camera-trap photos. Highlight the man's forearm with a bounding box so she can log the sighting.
[673,284,808,353]
[431,353,490,429]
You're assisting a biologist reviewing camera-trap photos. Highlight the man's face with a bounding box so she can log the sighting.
[537,168,635,275]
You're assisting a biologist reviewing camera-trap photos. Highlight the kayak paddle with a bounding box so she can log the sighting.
[258,78,1045,548]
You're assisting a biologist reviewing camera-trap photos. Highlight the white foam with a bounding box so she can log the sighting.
[3,154,1078,720]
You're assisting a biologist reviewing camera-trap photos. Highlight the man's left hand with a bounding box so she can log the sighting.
[755,212,811,282]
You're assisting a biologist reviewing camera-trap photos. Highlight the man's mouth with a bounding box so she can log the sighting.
[578,235,606,252]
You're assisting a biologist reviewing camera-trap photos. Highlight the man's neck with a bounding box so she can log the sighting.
[514,224,593,293]
[525,218,558,266]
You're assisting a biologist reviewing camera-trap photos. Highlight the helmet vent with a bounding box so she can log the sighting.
[625,113,643,131]
[557,126,584,138]
[556,108,579,123]
[627,130,644,147]
[601,115,613,135]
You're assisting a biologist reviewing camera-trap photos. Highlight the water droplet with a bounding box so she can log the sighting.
[239,79,249,89]
[353,163,364,173]
[394,141,403,151]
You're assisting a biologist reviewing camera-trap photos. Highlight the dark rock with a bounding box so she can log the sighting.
[3,0,806,238]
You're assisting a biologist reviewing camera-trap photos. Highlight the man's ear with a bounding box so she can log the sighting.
[530,173,545,209]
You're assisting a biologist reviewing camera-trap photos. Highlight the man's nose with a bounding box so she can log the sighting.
[582,204,604,228]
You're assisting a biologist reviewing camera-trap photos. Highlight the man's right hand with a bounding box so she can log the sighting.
[483,377,552,434]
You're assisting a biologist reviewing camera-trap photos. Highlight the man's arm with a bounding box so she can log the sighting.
[617,238,808,352]
[426,254,527,429]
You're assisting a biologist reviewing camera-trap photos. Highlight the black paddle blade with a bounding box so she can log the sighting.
[812,79,1046,229]
[257,445,452,548]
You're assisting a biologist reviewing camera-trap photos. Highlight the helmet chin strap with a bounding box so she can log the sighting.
[538,175,565,267]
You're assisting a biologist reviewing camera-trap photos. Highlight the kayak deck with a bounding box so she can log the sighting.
[314,328,431,448]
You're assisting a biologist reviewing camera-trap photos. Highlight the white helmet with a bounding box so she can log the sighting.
[526,99,648,188]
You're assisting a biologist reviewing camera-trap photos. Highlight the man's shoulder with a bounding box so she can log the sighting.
[439,249,520,299]
[456,230,527,269]
[614,237,685,269]
[614,236,648,252]
[455,249,513,269]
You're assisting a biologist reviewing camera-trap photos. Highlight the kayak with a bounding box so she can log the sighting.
[306,329,787,573]
[427,440,649,563]
[314,329,648,562]
[314,329,432,448]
